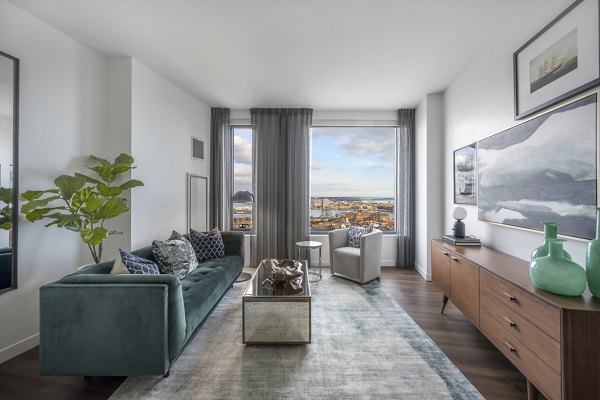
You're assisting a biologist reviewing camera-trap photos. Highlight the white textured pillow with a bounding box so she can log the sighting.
[110,256,130,275]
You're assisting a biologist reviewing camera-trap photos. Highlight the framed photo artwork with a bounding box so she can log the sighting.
[454,143,477,205]
[513,0,600,120]
[478,91,598,239]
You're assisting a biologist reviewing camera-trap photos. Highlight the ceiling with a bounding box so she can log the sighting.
[8,0,567,109]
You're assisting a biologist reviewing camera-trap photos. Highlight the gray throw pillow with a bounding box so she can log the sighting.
[152,232,198,278]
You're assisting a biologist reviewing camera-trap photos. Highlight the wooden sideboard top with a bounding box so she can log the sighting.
[433,239,600,312]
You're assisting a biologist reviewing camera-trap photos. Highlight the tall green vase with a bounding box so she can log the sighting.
[531,222,572,260]
[586,207,600,298]
[530,239,586,297]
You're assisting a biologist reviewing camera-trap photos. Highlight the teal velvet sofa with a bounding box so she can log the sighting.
[39,231,244,377]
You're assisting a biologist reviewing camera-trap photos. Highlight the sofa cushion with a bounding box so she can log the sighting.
[181,255,243,341]
[189,228,225,263]
[119,250,160,275]
[152,236,198,279]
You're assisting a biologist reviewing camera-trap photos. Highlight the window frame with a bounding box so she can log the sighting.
[309,125,398,235]
[231,125,253,232]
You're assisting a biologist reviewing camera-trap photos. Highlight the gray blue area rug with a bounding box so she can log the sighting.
[110,273,483,400]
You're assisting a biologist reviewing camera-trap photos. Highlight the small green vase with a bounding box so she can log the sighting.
[530,239,586,297]
[586,207,600,298]
[531,222,572,260]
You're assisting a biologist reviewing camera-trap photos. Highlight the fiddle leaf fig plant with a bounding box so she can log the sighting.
[21,153,143,264]
[0,187,13,230]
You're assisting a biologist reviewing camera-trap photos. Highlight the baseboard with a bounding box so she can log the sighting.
[0,333,39,364]
[414,261,431,281]
[310,260,396,267]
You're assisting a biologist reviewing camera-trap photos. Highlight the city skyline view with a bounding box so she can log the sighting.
[233,126,397,231]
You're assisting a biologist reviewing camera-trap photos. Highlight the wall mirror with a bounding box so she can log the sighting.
[0,51,19,295]
[187,174,208,232]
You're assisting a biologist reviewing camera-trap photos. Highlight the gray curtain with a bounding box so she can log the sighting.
[209,108,232,231]
[251,108,312,264]
[397,109,416,268]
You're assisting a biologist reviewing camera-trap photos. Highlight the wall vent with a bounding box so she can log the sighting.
[192,137,204,160]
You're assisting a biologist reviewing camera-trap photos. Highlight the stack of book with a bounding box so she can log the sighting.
[443,235,481,246]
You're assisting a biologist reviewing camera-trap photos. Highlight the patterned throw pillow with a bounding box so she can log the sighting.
[348,226,373,248]
[119,249,160,275]
[169,230,184,241]
[152,232,198,279]
[189,228,225,263]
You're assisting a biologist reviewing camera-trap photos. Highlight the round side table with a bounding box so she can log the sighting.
[295,241,322,282]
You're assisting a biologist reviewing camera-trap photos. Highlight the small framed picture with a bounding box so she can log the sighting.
[513,0,600,120]
[454,143,477,205]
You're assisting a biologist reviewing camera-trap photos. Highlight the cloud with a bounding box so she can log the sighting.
[234,166,252,192]
[234,136,252,164]
[313,127,396,161]
[311,162,325,171]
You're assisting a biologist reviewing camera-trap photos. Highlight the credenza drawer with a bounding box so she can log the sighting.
[450,254,479,326]
[480,269,560,341]
[480,309,561,400]
[480,288,560,373]
[431,242,451,296]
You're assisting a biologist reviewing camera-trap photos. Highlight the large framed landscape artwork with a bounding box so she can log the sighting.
[478,92,598,239]
[513,0,600,120]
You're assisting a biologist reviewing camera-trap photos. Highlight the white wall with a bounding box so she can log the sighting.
[0,0,109,363]
[0,115,11,247]
[100,57,133,259]
[130,59,210,249]
[443,0,586,265]
[415,94,443,279]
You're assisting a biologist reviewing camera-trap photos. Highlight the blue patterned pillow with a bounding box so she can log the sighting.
[189,228,225,263]
[348,226,372,248]
[119,249,160,275]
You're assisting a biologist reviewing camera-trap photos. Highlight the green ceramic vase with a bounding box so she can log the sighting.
[586,207,600,298]
[531,222,572,260]
[530,239,586,297]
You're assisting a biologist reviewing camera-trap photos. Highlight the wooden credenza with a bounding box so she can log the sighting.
[431,239,600,400]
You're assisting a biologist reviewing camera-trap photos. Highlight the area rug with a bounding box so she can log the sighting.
[110,273,483,400]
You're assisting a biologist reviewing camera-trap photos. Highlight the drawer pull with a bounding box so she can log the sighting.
[443,252,449,256]
[503,292,516,302]
[451,257,459,262]
[503,341,517,353]
[503,316,517,327]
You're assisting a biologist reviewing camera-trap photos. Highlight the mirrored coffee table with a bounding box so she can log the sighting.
[242,260,311,344]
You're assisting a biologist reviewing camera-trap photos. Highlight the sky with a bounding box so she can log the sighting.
[233,126,396,198]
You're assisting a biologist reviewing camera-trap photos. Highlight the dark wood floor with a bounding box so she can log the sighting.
[379,268,527,400]
[0,268,527,400]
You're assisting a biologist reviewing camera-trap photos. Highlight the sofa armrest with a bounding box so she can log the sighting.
[221,230,245,258]
[40,274,186,376]
[360,229,383,282]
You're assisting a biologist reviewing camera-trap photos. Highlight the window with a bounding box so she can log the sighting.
[310,126,396,232]
[232,126,253,230]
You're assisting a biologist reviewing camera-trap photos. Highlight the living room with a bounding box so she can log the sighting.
[1,0,599,399]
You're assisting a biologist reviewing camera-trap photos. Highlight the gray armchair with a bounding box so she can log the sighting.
[328,228,383,284]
